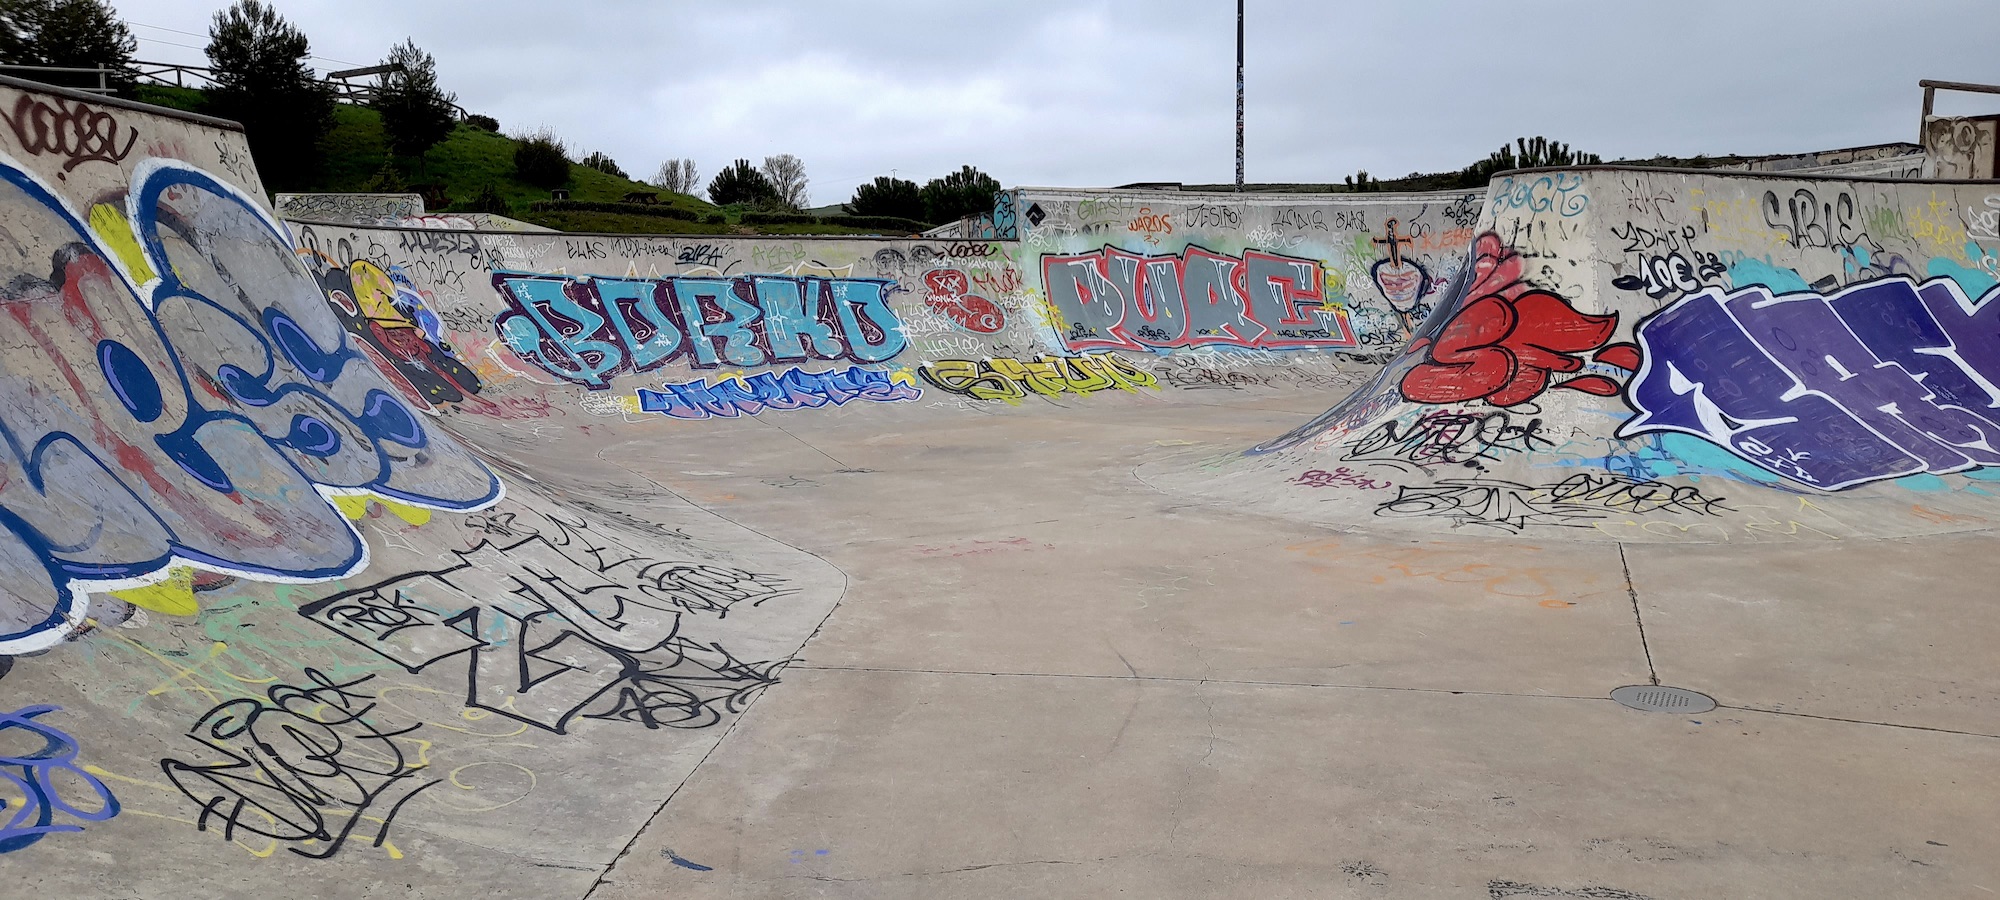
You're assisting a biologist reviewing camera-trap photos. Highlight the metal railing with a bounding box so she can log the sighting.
[0,63,112,94]
[2,59,471,118]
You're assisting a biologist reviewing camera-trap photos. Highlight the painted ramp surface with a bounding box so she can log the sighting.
[0,81,1485,894]
[0,80,852,892]
[13,76,2000,896]
[1144,168,2000,542]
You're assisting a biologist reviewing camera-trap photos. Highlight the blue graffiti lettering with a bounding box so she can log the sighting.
[636,366,922,419]
[0,157,500,654]
[492,272,908,389]
[0,705,119,853]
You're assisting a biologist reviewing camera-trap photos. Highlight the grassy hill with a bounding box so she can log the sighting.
[129,85,916,236]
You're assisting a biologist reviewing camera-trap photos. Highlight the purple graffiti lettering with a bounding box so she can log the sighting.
[1620,277,2000,490]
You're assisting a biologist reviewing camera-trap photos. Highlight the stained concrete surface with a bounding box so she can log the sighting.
[496,392,2000,900]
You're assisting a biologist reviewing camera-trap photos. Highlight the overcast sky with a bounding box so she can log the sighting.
[112,0,1999,203]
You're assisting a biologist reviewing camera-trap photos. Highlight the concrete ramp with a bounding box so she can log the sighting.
[0,78,1491,894]
[6,77,2000,900]
[1145,168,2000,541]
[0,78,846,894]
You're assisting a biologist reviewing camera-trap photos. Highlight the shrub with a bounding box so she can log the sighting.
[361,163,408,193]
[463,183,509,214]
[464,113,499,132]
[580,150,626,178]
[526,200,698,221]
[513,127,571,188]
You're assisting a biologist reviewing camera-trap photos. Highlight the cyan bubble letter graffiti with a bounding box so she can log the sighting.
[492,272,908,388]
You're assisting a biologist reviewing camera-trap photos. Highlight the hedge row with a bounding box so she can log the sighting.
[738,211,933,232]
[526,200,707,221]
[522,202,933,233]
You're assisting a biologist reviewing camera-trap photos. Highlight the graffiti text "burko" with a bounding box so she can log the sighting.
[493,273,907,389]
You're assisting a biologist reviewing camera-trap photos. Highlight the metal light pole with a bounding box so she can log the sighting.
[1235,0,1245,190]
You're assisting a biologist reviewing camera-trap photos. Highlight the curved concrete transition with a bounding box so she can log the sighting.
[1145,169,2000,541]
[5,78,2000,900]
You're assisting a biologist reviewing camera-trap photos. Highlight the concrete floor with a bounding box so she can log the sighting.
[452,389,2000,900]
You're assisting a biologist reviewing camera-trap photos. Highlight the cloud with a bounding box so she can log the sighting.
[114,0,1997,198]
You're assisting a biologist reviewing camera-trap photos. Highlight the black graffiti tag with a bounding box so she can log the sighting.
[1341,410,1554,473]
[161,670,439,860]
[0,94,138,177]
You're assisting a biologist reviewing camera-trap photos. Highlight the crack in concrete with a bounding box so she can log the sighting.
[786,855,1124,882]
[1617,543,1659,686]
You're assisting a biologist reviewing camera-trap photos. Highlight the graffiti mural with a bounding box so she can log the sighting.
[636,366,922,419]
[1620,276,2000,490]
[0,705,120,853]
[1398,233,1624,406]
[918,353,1158,402]
[492,272,907,389]
[305,257,485,410]
[1340,408,1554,474]
[1369,218,1431,329]
[0,157,501,655]
[1041,245,1356,351]
[920,269,1005,334]
[296,512,790,734]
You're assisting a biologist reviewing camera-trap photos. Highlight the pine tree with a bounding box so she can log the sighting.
[918,165,1000,223]
[373,39,457,170]
[205,1,334,187]
[707,158,778,207]
[845,176,923,220]
[580,150,624,178]
[1458,136,1602,187]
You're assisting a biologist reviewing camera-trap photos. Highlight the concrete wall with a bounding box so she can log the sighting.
[1164,167,2000,542]
[274,186,1482,426]
[1013,187,1480,356]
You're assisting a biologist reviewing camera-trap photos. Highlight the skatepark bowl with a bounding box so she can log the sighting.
[2,77,1999,899]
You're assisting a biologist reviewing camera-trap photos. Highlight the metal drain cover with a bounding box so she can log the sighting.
[1610,685,1716,714]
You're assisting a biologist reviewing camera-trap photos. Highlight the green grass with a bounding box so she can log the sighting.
[267,98,720,222]
[130,84,206,114]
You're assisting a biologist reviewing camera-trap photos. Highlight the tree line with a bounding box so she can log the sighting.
[660,156,1000,224]
[0,0,1010,223]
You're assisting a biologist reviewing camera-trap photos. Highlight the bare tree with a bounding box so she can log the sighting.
[760,154,808,211]
[652,158,699,195]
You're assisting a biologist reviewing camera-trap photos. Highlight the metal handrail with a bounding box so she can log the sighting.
[0,63,110,94]
[1918,79,2000,143]
[4,59,470,119]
